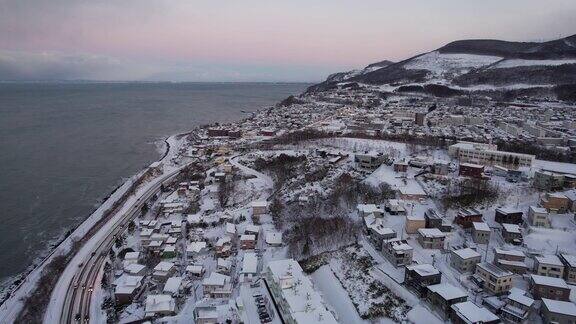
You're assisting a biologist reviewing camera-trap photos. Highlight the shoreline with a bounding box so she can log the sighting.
[0,134,174,307]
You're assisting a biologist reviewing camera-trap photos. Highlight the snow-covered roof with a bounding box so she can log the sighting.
[477,262,513,278]
[472,222,490,232]
[267,259,338,324]
[535,254,563,266]
[452,248,481,260]
[427,283,467,300]
[187,241,207,253]
[240,234,256,241]
[124,252,140,260]
[265,231,283,245]
[145,294,175,314]
[245,224,260,233]
[163,277,183,294]
[451,301,499,323]
[530,274,569,288]
[251,200,268,208]
[561,254,576,268]
[494,248,524,257]
[502,223,521,233]
[542,298,576,316]
[226,222,236,234]
[114,274,144,295]
[496,207,522,215]
[154,261,175,272]
[529,206,548,214]
[216,236,231,246]
[186,265,204,274]
[124,263,146,274]
[203,272,230,286]
[242,252,258,274]
[217,258,231,269]
[507,289,534,308]
[406,264,440,277]
[418,228,445,238]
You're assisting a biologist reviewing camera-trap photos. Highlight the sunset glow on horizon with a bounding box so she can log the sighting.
[1,0,575,81]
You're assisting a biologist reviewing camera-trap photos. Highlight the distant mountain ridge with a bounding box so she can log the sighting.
[307,34,576,100]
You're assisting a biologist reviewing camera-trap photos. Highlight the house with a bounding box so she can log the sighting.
[474,262,513,295]
[494,249,528,274]
[559,253,576,285]
[425,209,443,229]
[240,252,258,282]
[125,263,147,276]
[382,238,413,267]
[501,223,522,245]
[202,272,232,298]
[265,231,283,246]
[432,161,450,175]
[394,161,409,173]
[455,208,483,229]
[153,261,176,281]
[499,288,534,323]
[358,203,384,217]
[459,163,485,178]
[251,201,268,216]
[194,306,219,324]
[163,277,183,296]
[186,264,205,278]
[187,241,208,255]
[215,237,232,257]
[472,222,491,244]
[426,283,468,317]
[214,258,231,274]
[495,207,523,225]
[527,206,550,227]
[540,193,570,213]
[162,245,177,259]
[240,234,256,250]
[405,214,426,234]
[540,298,576,324]
[530,275,570,301]
[451,248,482,273]
[123,252,140,267]
[114,274,144,304]
[534,255,565,278]
[405,264,441,296]
[417,228,446,249]
[266,259,338,324]
[450,301,499,324]
[534,170,565,190]
[355,152,387,170]
[366,221,396,249]
[385,200,407,215]
[245,224,261,238]
[145,294,176,317]
[225,222,236,236]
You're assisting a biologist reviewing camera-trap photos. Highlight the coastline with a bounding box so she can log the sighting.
[0,133,174,310]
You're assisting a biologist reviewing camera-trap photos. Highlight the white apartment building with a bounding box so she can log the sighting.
[448,141,535,168]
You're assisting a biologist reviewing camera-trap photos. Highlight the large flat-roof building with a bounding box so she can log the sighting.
[449,141,535,168]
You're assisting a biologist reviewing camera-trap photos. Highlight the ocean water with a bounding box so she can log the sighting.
[0,82,309,284]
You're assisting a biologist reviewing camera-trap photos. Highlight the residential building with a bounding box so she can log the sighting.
[450,301,499,324]
[240,234,257,250]
[500,289,534,323]
[194,306,219,324]
[153,261,176,281]
[418,228,446,249]
[540,298,576,324]
[495,208,523,225]
[266,259,338,324]
[405,215,426,234]
[501,223,522,245]
[426,283,468,317]
[472,222,491,244]
[382,238,413,267]
[451,248,482,273]
[527,206,550,227]
[202,272,232,298]
[455,208,483,229]
[494,249,528,275]
[534,255,565,278]
[474,262,513,295]
[114,274,144,304]
[448,141,534,168]
[405,264,441,296]
[559,254,576,285]
[533,170,566,191]
[529,275,570,301]
[459,163,485,178]
[145,294,176,317]
[540,193,570,213]
[355,152,387,170]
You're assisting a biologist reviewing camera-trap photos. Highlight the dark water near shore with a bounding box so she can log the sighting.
[0,82,308,284]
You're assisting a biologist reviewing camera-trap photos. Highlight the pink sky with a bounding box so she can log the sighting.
[1,0,575,81]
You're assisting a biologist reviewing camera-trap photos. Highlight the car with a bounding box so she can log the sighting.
[81,284,86,290]
[91,252,96,256]
[75,313,81,321]
[88,286,93,292]
[78,263,84,268]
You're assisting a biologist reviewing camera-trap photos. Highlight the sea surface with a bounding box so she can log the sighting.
[0,82,309,285]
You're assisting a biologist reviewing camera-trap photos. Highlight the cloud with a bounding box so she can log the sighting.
[0,50,157,81]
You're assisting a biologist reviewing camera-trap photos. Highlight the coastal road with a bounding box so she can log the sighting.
[59,166,185,323]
